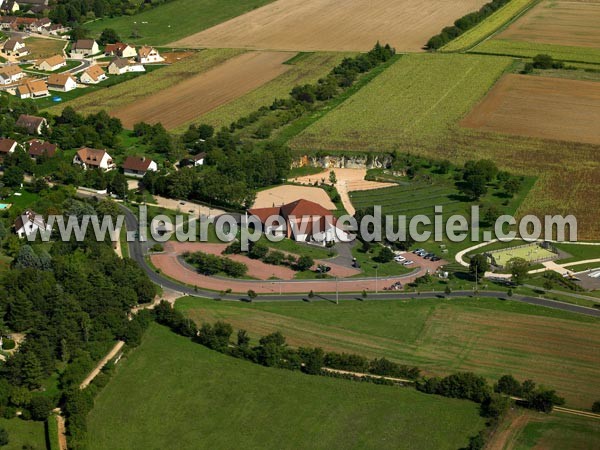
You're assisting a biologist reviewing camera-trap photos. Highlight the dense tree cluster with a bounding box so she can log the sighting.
[494,374,565,413]
[224,242,314,272]
[184,251,248,278]
[427,0,512,49]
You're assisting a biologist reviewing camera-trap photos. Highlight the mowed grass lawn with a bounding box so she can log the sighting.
[291,53,512,152]
[172,51,354,133]
[177,297,600,409]
[45,49,244,117]
[87,324,485,450]
[84,0,274,46]
[0,418,46,450]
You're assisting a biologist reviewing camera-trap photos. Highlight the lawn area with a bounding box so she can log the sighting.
[554,243,600,264]
[472,39,600,65]
[171,51,354,133]
[86,323,485,449]
[44,49,243,117]
[177,296,600,409]
[2,188,40,211]
[37,64,164,110]
[441,0,537,52]
[23,37,65,60]
[513,412,600,449]
[84,0,275,46]
[0,417,46,450]
[291,53,512,152]
[256,234,334,260]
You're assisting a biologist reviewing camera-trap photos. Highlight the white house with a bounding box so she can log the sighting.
[107,57,144,75]
[104,42,137,58]
[47,73,77,92]
[73,147,115,171]
[0,138,18,156]
[193,152,206,166]
[34,55,66,72]
[17,80,49,99]
[0,1,19,14]
[249,199,350,246]
[14,210,50,239]
[137,46,163,64]
[0,64,24,84]
[70,39,99,57]
[122,156,157,178]
[3,38,28,57]
[79,65,107,84]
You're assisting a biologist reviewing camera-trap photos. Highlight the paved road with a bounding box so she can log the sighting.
[119,206,600,317]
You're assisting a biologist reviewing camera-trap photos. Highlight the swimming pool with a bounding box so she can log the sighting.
[0,204,11,210]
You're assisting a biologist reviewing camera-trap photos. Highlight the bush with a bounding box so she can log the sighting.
[29,396,54,421]
[592,401,600,413]
[1,339,15,351]
[295,256,314,272]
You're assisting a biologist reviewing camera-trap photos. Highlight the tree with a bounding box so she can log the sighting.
[328,170,337,185]
[592,401,600,413]
[444,285,452,296]
[299,347,324,375]
[507,257,529,285]
[21,351,44,390]
[526,388,565,413]
[494,374,522,396]
[247,290,257,300]
[375,246,394,263]
[504,177,522,197]
[98,28,121,45]
[237,329,250,348]
[110,172,128,199]
[29,396,54,421]
[0,427,7,446]
[481,393,512,419]
[2,166,24,188]
[462,174,488,200]
[296,256,314,272]
[469,254,490,279]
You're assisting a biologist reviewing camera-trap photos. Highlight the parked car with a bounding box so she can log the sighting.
[403,260,414,266]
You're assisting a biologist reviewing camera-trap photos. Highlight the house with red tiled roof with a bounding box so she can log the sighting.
[104,42,137,58]
[0,138,18,155]
[27,139,57,158]
[249,199,349,246]
[122,156,157,178]
[73,147,115,171]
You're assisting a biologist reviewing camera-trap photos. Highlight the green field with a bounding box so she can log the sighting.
[488,243,556,267]
[86,324,485,449]
[0,418,46,450]
[472,39,600,65]
[172,51,354,133]
[177,297,600,408]
[441,0,537,52]
[290,53,512,152]
[84,0,274,46]
[45,49,244,116]
[513,413,600,449]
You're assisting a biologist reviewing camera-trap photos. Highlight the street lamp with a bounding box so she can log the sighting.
[336,276,339,305]
[373,265,379,294]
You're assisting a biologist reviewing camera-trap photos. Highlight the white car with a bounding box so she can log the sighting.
[394,256,406,262]
[403,260,414,266]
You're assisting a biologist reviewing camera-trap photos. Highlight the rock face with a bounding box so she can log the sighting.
[293,154,393,169]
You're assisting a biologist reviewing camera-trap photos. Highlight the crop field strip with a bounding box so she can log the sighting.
[461,74,600,145]
[169,0,490,52]
[171,51,354,133]
[111,51,294,129]
[86,324,485,449]
[44,49,245,116]
[178,298,600,409]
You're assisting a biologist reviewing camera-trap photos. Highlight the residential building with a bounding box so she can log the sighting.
[0,0,19,14]
[27,139,57,158]
[193,152,206,166]
[0,138,18,155]
[17,80,49,99]
[107,57,145,75]
[15,114,48,134]
[14,210,49,239]
[104,42,137,58]
[73,147,115,171]
[3,38,28,57]
[47,73,77,92]
[79,65,107,84]
[28,17,51,33]
[70,39,99,57]
[0,64,25,84]
[249,199,350,246]
[137,46,163,64]
[34,55,66,72]
[122,156,158,178]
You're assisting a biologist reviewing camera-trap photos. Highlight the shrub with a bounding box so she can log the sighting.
[1,339,15,351]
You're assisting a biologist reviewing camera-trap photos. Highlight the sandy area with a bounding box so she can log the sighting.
[170,0,489,52]
[461,74,600,145]
[253,185,336,210]
[111,51,293,129]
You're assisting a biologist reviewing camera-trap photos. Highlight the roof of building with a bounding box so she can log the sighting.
[109,57,129,69]
[82,64,105,81]
[28,139,56,157]
[16,114,47,131]
[37,54,65,67]
[72,39,97,50]
[76,147,110,166]
[0,138,17,154]
[47,73,76,87]
[3,38,25,51]
[193,152,207,161]
[138,46,157,58]
[105,42,134,54]
[122,156,154,172]
[0,64,23,78]
[14,210,46,233]
[21,0,49,6]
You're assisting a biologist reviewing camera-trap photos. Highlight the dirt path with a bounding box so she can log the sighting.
[56,413,67,450]
[80,341,125,389]
[111,51,293,129]
[487,410,531,450]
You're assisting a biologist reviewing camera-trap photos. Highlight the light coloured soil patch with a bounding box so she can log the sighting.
[160,51,194,64]
[111,51,293,129]
[253,185,336,210]
[461,74,600,145]
[497,0,600,48]
[170,0,489,52]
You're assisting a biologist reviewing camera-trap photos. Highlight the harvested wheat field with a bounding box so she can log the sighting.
[253,185,336,210]
[111,51,293,129]
[497,0,600,48]
[170,0,489,52]
[461,74,600,145]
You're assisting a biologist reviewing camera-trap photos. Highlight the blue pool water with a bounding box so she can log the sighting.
[0,204,10,210]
